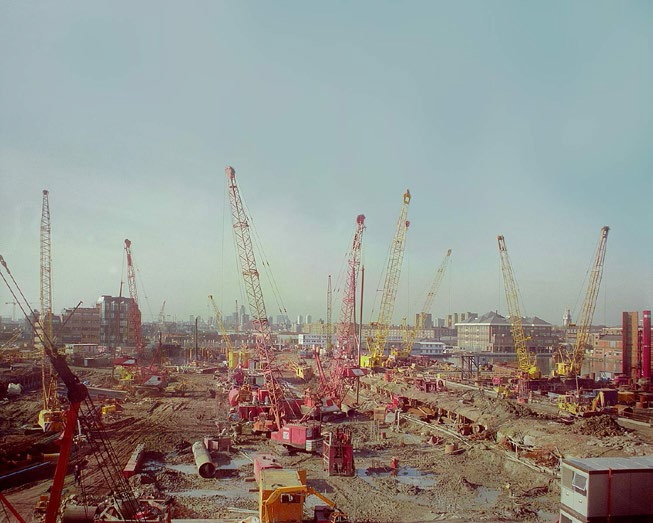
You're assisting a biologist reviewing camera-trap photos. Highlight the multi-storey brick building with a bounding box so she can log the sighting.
[60,306,100,344]
[97,295,140,347]
[456,311,556,353]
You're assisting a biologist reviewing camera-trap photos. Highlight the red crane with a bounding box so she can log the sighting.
[124,239,143,352]
[325,214,366,406]
[225,167,315,449]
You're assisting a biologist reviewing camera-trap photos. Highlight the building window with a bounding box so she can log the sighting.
[571,472,587,495]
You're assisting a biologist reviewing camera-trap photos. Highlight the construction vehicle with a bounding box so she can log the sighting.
[258,466,349,523]
[0,255,170,523]
[362,191,411,368]
[395,248,452,362]
[554,226,610,378]
[225,166,316,452]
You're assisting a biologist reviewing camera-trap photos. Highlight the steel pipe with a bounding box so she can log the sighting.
[192,440,215,478]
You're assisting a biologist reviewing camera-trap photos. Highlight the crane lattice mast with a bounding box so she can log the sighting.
[367,191,410,365]
[326,275,332,354]
[498,235,538,376]
[225,166,295,431]
[566,226,610,376]
[40,189,57,410]
[404,249,451,356]
[209,294,235,355]
[124,239,143,352]
[336,214,366,358]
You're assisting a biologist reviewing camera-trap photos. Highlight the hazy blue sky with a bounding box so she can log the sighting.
[1,1,651,327]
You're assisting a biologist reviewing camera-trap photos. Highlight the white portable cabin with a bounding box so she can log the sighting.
[560,456,653,522]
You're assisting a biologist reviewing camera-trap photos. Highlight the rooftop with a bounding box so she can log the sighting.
[456,311,551,326]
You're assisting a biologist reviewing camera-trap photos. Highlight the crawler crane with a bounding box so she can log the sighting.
[208,294,237,359]
[37,189,64,432]
[554,226,610,378]
[321,214,367,406]
[497,235,540,387]
[113,239,166,390]
[362,190,411,368]
[225,166,319,452]
[394,248,451,362]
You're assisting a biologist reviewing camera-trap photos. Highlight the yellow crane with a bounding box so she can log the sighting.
[554,226,609,377]
[497,235,539,378]
[398,248,452,360]
[208,294,243,366]
[361,190,411,367]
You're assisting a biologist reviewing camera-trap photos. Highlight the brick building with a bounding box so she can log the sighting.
[456,311,556,353]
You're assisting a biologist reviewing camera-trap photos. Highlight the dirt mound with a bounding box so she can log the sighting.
[576,415,625,437]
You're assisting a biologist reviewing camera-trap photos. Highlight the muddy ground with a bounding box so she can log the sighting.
[2,364,653,523]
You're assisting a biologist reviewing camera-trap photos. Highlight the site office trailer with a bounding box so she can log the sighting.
[559,457,653,522]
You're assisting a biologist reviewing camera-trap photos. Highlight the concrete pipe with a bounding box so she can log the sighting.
[192,440,216,478]
[62,506,98,523]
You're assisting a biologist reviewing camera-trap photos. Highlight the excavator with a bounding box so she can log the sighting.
[260,485,349,523]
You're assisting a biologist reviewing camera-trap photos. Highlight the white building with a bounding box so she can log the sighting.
[560,456,653,522]
[412,341,446,357]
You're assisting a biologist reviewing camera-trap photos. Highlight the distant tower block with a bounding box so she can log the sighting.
[562,309,572,328]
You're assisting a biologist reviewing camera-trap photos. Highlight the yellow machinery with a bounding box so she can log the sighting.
[362,190,411,368]
[259,467,348,523]
[208,294,235,359]
[398,248,452,361]
[554,227,610,377]
[497,235,540,379]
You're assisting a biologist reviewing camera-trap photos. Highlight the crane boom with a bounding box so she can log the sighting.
[124,239,143,351]
[365,191,410,366]
[557,226,610,377]
[39,190,60,422]
[497,235,538,377]
[404,249,451,357]
[335,214,366,358]
[225,166,293,431]
[326,275,332,355]
[208,294,235,354]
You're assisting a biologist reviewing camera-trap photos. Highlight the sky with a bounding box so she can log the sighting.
[1,1,651,328]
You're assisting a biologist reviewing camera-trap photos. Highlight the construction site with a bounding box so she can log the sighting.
[1,170,652,523]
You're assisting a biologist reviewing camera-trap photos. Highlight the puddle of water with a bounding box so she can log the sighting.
[477,486,501,504]
[356,467,436,488]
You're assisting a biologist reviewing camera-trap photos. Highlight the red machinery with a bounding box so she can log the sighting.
[225,166,315,452]
[0,255,169,523]
[114,240,167,390]
[320,215,367,408]
[322,428,355,476]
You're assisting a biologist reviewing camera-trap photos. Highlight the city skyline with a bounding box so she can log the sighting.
[1,2,651,327]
